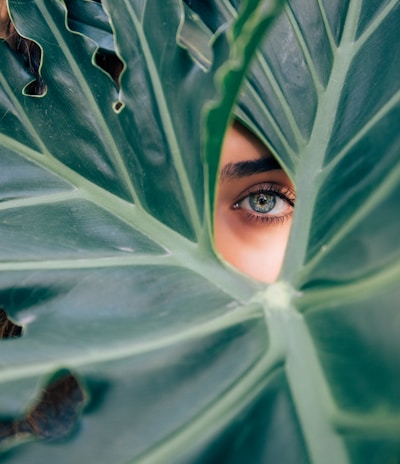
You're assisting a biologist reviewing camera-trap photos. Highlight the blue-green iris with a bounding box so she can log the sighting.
[249,193,276,213]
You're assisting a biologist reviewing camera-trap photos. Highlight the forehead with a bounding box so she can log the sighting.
[220,123,271,165]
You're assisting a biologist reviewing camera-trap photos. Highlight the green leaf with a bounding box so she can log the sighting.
[1,0,399,463]
[66,0,116,54]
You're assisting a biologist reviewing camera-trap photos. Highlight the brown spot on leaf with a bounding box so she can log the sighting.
[1,372,86,444]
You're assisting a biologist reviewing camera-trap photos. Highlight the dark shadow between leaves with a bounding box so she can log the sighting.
[0,285,63,321]
[64,0,124,87]
[95,51,124,86]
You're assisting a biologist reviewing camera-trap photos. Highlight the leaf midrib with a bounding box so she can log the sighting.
[282,0,364,283]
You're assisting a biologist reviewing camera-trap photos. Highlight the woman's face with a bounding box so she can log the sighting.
[214,123,295,283]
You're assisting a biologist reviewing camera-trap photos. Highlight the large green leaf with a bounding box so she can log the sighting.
[0,0,399,463]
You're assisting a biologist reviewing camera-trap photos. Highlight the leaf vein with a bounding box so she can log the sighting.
[324,89,400,175]
[315,0,337,52]
[36,1,139,205]
[303,162,400,279]
[355,0,399,51]
[284,3,323,93]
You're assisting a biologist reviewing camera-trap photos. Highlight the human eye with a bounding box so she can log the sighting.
[232,183,295,225]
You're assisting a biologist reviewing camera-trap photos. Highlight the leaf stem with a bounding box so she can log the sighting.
[265,305,349,464]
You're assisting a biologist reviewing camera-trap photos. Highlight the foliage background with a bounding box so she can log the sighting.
[0,0,399,462]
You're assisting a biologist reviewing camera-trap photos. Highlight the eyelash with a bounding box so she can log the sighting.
[232,183,295,225]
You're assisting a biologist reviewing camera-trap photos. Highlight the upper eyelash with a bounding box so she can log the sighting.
[233,183,296,208]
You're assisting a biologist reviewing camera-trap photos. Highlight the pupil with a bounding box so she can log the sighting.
[250,193,275,213]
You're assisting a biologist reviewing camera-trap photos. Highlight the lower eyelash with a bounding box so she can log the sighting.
[242,211,294,225]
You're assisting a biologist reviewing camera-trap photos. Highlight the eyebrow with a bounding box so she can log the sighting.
[219,158,281,182]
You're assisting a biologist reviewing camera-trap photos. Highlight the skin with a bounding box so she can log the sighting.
[0,1,8,35]
[214,123,295,283]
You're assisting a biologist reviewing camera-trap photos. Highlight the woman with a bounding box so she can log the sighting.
[215,122,295,283]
